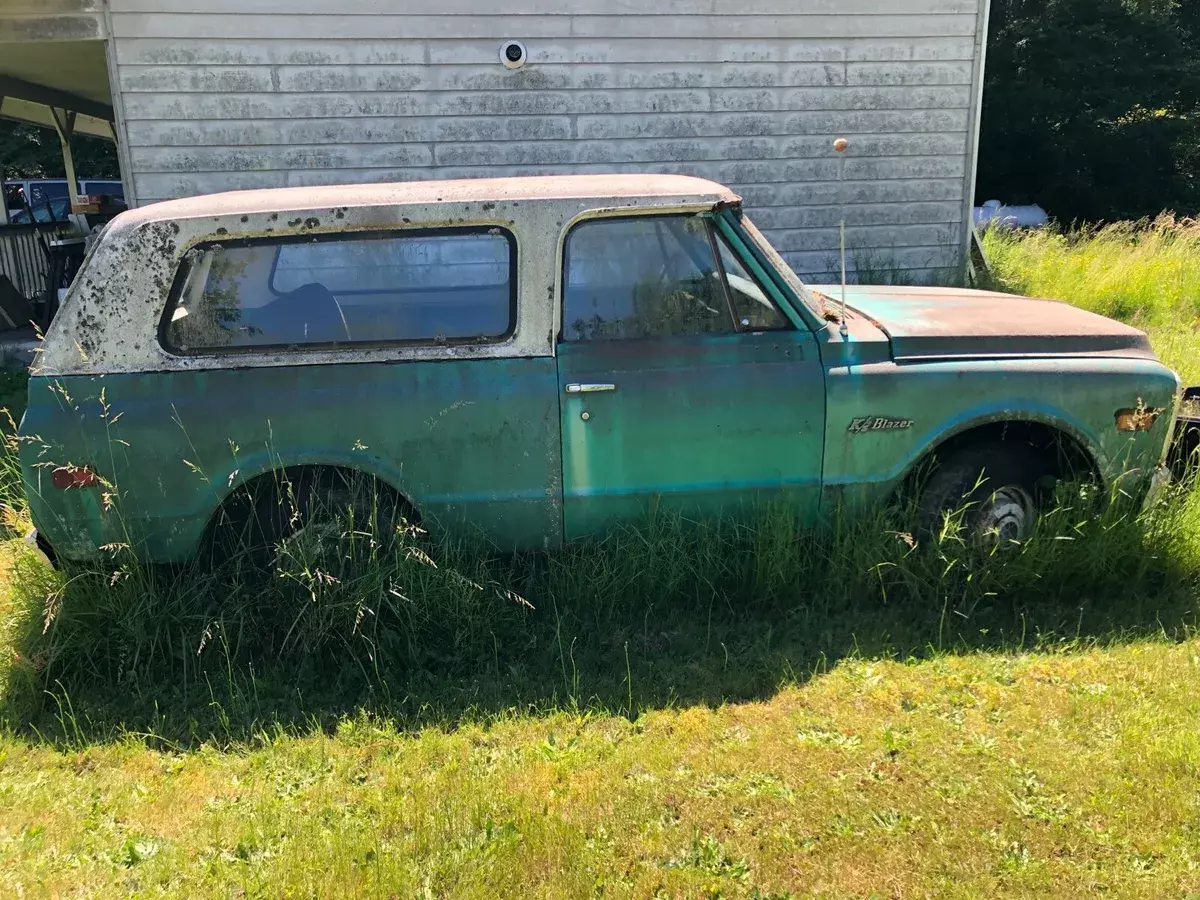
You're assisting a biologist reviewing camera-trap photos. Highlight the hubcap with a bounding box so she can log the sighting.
[975,485,1035,546]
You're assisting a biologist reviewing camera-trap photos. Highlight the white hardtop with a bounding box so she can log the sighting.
[118,174,740,226]
[40,174,740,377]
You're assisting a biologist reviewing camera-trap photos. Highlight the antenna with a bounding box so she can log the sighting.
[834,136,849,339]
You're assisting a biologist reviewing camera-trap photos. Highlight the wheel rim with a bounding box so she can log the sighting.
[975,484,1035,546]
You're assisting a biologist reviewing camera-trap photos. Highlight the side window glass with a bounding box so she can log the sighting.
[164,230,514,352]
[714,232,790,332]
[562,216,734,342]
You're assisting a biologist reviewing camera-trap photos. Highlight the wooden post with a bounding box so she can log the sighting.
[49,107,84,212]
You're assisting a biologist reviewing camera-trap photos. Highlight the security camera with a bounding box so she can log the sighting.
[500,40,527,69]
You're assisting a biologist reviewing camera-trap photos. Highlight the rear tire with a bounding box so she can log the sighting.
[280,472,403,547]
[210,469,408,565]
[917,443,1055,548]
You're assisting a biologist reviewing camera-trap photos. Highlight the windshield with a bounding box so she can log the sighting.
[738,215,825,321]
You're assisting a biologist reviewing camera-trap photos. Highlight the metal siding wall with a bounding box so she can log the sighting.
[107,0,983,280]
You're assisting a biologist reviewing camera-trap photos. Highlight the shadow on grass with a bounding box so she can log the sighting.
[3,483,1199,750]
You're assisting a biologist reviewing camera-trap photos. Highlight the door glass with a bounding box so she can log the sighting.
[714,232,789,331]
[562,216,734,341]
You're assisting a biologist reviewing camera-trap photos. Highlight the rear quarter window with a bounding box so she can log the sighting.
[162,228,516,353]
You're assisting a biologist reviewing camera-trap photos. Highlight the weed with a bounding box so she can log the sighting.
[666,830,751,880]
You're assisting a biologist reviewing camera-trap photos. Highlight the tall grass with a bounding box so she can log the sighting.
[3,450,1198,745]
[983,218,1200,384]
[982,217,1200,323]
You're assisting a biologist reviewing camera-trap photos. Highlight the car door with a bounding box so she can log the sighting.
[555,212,826,540]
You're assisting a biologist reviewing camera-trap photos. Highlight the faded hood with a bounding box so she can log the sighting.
[809,285,1154,361]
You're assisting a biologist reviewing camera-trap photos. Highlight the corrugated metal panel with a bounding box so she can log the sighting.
[104,0,988,279]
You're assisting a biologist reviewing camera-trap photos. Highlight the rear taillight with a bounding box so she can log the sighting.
[51,466,98,489]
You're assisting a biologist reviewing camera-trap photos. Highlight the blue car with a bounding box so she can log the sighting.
[9,197,72,224]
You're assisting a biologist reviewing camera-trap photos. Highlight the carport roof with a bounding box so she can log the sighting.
[0,39,114,140]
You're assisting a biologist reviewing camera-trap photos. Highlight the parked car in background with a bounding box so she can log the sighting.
[4,178,126,223]
[8,197,72,224]
[5,179,129,228]
[19,175,1186,565]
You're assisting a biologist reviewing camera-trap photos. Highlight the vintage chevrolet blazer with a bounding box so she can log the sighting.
[19,174,1183,563]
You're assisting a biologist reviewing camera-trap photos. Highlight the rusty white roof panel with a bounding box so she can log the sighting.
[119,174,740,225]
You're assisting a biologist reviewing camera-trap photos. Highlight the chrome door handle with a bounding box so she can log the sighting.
[565,383,616,394]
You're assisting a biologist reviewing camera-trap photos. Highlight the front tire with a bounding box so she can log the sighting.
[917,443,1054,548]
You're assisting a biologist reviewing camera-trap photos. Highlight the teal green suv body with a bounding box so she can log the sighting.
[19,175,1183,562]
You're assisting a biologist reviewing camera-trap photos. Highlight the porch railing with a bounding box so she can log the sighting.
[0,221,74,304]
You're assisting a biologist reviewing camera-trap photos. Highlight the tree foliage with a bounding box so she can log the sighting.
[978,0,1200,222]
[0,119,119,180]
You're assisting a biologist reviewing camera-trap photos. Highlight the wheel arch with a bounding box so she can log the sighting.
[894,413,1106,500]
[196,452,420,551]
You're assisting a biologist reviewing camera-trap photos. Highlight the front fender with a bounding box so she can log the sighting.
[820,356,1178,515]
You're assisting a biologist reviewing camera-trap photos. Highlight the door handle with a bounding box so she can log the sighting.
[565,383,616,394]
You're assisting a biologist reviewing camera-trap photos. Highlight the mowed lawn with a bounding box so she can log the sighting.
[1,223,1200,898]
[4,640,1200,897]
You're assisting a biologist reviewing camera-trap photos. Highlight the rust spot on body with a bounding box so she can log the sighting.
[1115,403,1164,432]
